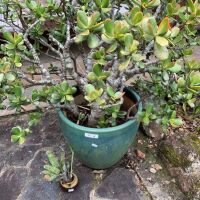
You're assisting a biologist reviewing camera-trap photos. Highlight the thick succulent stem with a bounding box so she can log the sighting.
[88,103,104,127]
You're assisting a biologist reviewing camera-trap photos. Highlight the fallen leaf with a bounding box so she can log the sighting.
[149,168,157,174]
[146,177,152,182]
[152,164,163,171]
[135,149,145,159]
[138,140,143,144]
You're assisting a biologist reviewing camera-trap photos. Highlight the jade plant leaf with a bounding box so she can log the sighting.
[77,10,89,29]
[154,42,169,60]
[157,17,170,36]
[87,34,100,48]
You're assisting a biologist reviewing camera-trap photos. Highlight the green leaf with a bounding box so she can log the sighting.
[15,63,22,68]
[114,92,123,99]
[107,42,117,53]
[114,21,129,36]
[14,33,23,44]
[170,118,183,127]
[75,34,87,43]
[130,7,140,20]
[190,71,200,90]
[93,64,102,76]
[146,0,160,8]
[3,32,15,43]
[156,36,169,46]
[104,20,114,37]
[77,10,89,29]
[14,86,23,97]
[11,135,20,143]
[107,86,115,97]
[119,57,131,71]
[43,165,60,175]
[18,137,26,145]
[183,48,193,56]
[5,73,15,81]
[101,7,112,13]
[157,17,169,36]
[167,3,174,15]
[154,43,169,60]
[124,33,133,50]
[178,77,186,87]
[65,95,73,101]
[148,17,158,36]
[0,73,4,83]
[79,29,90,36]
[102,0,110,8]
[101,34,113,44]
[94,0,101,7]
[87,34,100,48]
[188,0,195,13]
[89,12,100,27]
[143,116,150,125]
[163,71,169,81]
[171,27,180,38]
[146,103,153,114]
[46,151,60,168]
[11,127,22,136]
[5,43,15,50]
[131,12,143,25]
[132,54,145,62]
[85,84,95,94]
[87,72,97,81]
[168,62,182,73]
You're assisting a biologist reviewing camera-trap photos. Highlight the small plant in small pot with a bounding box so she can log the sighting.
[0,0,199,169]
[43,148,78,192]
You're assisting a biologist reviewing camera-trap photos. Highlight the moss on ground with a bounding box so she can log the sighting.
[182,133,200,156]
[186,179,200,199]
[160,144,191,168]
[189,134,200,155]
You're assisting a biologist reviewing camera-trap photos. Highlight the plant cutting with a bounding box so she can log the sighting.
[43,148,78,192]
[0,0,199,169]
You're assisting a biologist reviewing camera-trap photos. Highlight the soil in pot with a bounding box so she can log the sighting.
[62,88,139,128]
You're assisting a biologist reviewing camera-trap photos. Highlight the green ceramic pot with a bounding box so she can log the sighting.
[57,87,142,169]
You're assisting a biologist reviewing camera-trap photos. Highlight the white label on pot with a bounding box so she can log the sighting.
[92,143,98,148]
[68,189,74,192]
[85,133,99,139]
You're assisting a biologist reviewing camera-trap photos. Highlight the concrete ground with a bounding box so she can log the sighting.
[1,111,199,200]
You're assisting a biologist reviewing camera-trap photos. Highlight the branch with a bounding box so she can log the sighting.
[153,5,162,19]
[143,40,154,55]
[49,34,64,50]
[86,50,94,72]
[0,19,19,32]
[101,98,124,109]
[64,37,76,49]
[39,38,63,58]
[24,20,53,83]
[17,72,56,85]
[21,54,39,64]
[125,66,159,78]
[39,50,60,61]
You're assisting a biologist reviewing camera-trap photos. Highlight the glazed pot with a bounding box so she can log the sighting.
[57,87,142,169]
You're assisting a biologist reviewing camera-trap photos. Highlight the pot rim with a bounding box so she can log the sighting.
[60,173,78,189]
[57,88,142,134]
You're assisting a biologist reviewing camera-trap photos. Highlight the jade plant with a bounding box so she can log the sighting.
[0,0,199,144]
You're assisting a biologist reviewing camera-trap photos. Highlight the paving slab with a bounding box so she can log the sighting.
[0,112,150,200]
[0,111,199,200]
